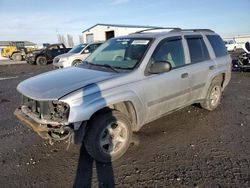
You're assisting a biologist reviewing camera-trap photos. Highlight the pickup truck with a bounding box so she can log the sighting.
[26,43,71,65]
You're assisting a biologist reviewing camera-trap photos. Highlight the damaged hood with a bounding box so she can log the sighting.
[17,67,118,101]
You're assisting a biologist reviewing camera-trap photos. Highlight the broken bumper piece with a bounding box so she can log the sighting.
[14,108,73,145]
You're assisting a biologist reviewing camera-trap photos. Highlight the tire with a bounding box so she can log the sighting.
[72,59,82,66]
[36,56,47,65]
[84,110,132,163]
[200,77,222,111]
[12,53,22,61]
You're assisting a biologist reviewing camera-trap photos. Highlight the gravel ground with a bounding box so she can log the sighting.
[0,62,249,188]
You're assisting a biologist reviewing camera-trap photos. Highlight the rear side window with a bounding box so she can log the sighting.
[206,35,227,57]
[186,36,210,63]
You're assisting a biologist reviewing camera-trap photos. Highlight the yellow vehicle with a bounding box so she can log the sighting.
[1,42,33,61]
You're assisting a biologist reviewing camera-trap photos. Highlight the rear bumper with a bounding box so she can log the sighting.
[14,108,50,139]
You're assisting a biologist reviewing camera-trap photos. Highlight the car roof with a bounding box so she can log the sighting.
[116,28,217,39]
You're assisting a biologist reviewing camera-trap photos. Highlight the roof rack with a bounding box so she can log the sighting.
[133,27,214,34]
[134,27,181,34]
[179,29,215,33]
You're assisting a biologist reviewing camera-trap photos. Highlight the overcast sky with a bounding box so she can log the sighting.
[0,0,249,44]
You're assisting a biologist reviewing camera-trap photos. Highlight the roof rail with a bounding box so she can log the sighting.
[181,29,215,33]
[134,27,182,34]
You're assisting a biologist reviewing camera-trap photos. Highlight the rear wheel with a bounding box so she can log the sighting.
[84,110,132,163]
[201,77,222,111]
[11,53,22,61]
[36,56,47,65]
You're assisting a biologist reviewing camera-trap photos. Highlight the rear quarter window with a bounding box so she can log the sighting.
[186,36,210,63]
[206,35,228,57]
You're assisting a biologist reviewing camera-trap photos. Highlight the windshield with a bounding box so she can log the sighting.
[68,44,86,53]
[85,38,152,69]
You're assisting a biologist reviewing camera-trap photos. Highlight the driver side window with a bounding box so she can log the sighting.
[152,38,185,68]
[87,44,98,53]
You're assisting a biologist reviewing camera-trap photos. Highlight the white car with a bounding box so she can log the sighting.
[53,42,103,68]
[224,39,237,51]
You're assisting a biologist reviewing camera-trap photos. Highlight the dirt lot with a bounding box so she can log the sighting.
[0,62,249,187]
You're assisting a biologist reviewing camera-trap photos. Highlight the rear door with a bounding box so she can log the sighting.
[144,36,191,122]
[206,34,231,87]
[184,35,215,102]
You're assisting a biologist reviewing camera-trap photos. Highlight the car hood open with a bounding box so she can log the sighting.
[17,67,118,101]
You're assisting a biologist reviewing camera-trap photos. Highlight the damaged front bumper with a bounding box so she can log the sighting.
[14,108,77,145]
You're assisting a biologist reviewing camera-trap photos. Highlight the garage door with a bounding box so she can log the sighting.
[86,34,94,43]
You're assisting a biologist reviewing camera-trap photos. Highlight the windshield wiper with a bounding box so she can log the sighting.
[85,62,119,73]
[102,64,119,73]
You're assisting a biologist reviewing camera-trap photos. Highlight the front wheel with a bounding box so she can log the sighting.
[36,56,47,65]
[201,78,222,111]
[84,110,132,163]
[12,53,22,61]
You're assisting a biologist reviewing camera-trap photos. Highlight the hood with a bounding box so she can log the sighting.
[17,67,118,101]
[55,53,76,59]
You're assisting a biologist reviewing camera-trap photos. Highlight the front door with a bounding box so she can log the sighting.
[144,36,191,122]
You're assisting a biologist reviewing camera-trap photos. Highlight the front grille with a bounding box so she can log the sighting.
[22,95,69,123]
[22,95,40,115]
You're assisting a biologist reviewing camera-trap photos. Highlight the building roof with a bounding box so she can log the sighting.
[82,23,162,33]
[0,41,36,46]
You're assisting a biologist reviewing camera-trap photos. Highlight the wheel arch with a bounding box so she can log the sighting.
[89,101,138,131]
[200,72,226,100]
[72,59,83,66]
[66,91,144,132]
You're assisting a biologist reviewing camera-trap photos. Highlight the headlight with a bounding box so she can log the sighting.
[22,95,70,122]
[28,53,33,57]
[60,57,69,62]
[49,101,70,121]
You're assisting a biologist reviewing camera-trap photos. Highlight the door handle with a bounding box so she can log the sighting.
[181,73,189,78]
[209,65,215,70]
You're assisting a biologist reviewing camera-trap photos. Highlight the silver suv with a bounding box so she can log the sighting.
[14,28,231,162]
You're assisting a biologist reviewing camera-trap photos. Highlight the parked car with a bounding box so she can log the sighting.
[53,42,103,68]
[233,41,250,71]
[224,39,238,51]
[26,43,71,65]
[15,28,231,162]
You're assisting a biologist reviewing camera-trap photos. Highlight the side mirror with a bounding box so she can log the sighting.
[83,49,90,54]
[148,61,171,74]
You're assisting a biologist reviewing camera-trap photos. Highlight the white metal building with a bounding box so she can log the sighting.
[82,23,160,43]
